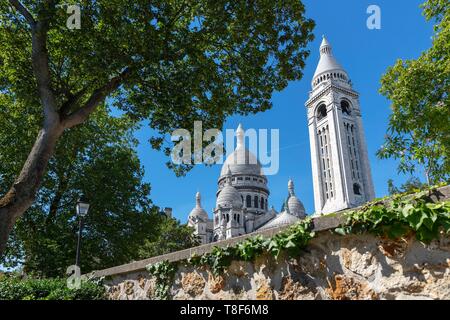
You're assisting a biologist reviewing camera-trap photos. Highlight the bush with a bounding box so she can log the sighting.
[0,275,107,300]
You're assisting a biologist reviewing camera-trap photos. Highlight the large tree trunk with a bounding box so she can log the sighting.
[1,2,130,259]
[0,123,63,256]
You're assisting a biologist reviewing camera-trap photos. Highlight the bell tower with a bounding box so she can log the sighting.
[305,36,375,215]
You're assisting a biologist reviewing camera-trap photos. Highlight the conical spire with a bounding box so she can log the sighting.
[236,123,244,148]
[195,191,202,208]
[320,35,332,55]
[313,35,347,84]
[288,179,295,196]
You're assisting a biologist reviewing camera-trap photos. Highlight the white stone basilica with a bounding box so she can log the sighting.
[187,37,375,244]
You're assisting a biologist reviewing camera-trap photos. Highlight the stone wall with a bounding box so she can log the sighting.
[94,186,450,300]
[104,232,450,300]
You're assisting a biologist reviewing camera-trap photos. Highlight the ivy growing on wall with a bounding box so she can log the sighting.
[146,260,177,300]
[146,187,450,299]
[336,189,450,242]
[187,219,315,276]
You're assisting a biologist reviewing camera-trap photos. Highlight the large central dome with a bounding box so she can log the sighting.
[216,124,270,219]
[220,124,265,177]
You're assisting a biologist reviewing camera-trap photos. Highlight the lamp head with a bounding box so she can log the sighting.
[76,195,90,217]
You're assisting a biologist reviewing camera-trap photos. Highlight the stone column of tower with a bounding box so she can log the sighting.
[305,36,375,215]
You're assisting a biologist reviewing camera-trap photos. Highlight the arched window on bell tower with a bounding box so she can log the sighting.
[317,104,327,121]
[353,183,362,195]
[341,100,351,115]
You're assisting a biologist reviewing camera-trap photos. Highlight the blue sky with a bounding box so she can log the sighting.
[133,0,435,222]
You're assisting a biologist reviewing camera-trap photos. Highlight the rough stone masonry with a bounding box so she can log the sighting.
[95,186,450,300]
[103,231,450,300]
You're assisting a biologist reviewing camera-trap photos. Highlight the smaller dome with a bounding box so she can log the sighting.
[189,192,209,222]
[259,211,300,230]
[287,179,306,218]
[288,197,305,217]
[216,167,243,208]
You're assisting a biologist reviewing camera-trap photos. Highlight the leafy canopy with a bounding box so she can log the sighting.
[0,0,315,174]
[387,177,428,196]
[377,0,450,184]
[0,96,196,277]
[137,215,200,259]
[0,0,315,271]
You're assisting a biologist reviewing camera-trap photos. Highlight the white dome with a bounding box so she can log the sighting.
[313,36,348,82]
[216,185,243,208]
[216,168,243,208]
[287,179,306,218]
[220,124,264,177]
[259,211,300,230]
[189,192,209,222]
[288,196,306,218]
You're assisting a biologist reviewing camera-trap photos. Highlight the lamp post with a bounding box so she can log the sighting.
[75,195,90,269]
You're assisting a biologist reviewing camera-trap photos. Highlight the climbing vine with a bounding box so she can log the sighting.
[146,187,450,299]
[146,260,177,300]
[335,189,450,242]
[189,219,314,276]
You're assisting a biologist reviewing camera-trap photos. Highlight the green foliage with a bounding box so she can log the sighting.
[236,235,266,261]
[421,0,449,22]
[0,101,157,276]
[336,191,450,243]
[265,219,315,258]
[197,220,314,275]
[199,246,237,276]
[138,216,200,259]
[377,0,450,184]
[0,97,196,276]
[146,260,177,300]
[0,0,315,272]
[0,275,106,300]
[0,0,315,176]
[387,177,428,195]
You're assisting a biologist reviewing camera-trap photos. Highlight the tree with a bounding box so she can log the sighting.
[0,95,156,276]
[387,177,427,196]
[0,0,315,256]
[0,97,197,277]
[138,215,199,259]
[377,0,450,185]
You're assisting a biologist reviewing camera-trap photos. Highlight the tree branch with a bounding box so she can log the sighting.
[32,24,60,127]
[62,68,132,128]
[10,0,60,127]
[59,87,89,116]
[8,0,36,28]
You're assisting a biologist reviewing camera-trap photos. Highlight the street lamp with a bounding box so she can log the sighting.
[75,195,90,269]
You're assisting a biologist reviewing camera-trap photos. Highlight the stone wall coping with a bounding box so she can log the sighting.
[89,185,450,279]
